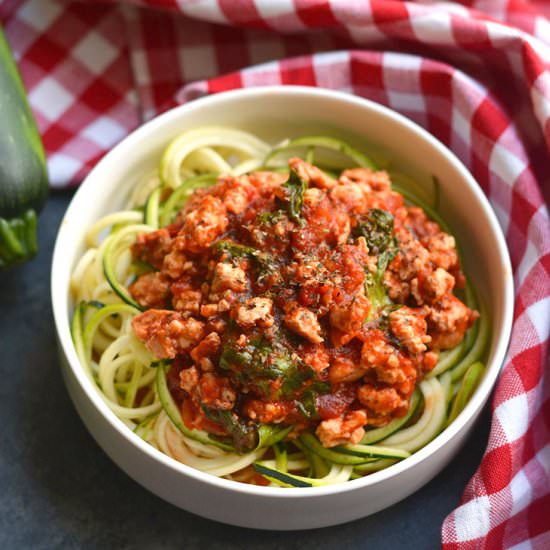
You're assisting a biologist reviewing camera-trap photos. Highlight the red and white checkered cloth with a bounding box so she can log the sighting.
[3,0,549,546]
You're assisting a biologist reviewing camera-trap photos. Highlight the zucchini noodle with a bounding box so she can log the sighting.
[70,126,489,487]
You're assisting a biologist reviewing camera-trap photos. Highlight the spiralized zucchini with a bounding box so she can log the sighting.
[70,127,488,487]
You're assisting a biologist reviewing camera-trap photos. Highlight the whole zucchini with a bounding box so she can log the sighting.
[0,26,48,268]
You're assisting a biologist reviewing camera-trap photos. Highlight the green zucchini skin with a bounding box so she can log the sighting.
[0,26,48,267]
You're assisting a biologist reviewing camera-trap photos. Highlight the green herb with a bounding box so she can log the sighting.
[353,208,399,322]
[377,246,396,274]
[365,272,386,319]
[364,234,398,323]
[220,337,295,383]
[282,167,307,225]
[213,239,275,282]
[219,336,318,400]
[256,210,285,226]
[280,367,311,395]
[355,208,395,255]
[364,256,396,323]
[203,408,258,453]
[213,240,258,257]
[294,382,330,419]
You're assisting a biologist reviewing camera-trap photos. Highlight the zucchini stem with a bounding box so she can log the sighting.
[0,209,38,267]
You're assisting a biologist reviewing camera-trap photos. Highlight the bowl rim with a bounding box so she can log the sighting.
[51,85,514,499]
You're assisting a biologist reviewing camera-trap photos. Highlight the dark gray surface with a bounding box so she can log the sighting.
[0,193,491,549]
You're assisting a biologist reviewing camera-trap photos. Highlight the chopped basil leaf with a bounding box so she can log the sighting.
[355,208,395,255]
[203,408,258,453]
[282,167,307,225]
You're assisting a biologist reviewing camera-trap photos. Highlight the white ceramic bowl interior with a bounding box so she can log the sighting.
[51,86,513,530]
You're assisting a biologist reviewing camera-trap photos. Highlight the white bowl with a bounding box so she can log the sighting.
[51,86,513,530]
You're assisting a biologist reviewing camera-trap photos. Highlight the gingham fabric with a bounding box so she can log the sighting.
[3,1,550,547]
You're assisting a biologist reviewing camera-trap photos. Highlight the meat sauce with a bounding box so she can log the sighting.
[130,159,478,451]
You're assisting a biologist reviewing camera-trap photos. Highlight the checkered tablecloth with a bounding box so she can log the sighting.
[2,1,549,547]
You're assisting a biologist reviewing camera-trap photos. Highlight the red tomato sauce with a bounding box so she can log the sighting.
[130,159,478,451]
